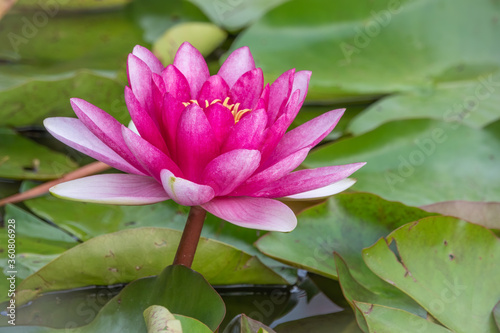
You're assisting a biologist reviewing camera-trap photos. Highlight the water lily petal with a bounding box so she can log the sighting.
[151,73,166,126]
[173,42,210,98]
[221,108,267,153]
[127,54,154,114]
[202,197,297,232]
[70,98,146,173]
[259,90,301,164]
[161,64,191,102]
[268,68,295,124]
[291,70,311,111]
[44,117,143,175]
[264,109,345,168]
[218,46,256,88]
[132,45,164,74]
[161,93,186,159]
[202,149,261,196]
[176,103,219,181]
[231,147,309,196]
[251,162,366,198]
[205,102,235,148]
[197,75,229,104]
[125,87,169,154]
[160,169,214,206]
[229,68,264,110]
[50,174,169,205]
[255,84,270,111]
[283,178,357,200]
[122,125,183,181]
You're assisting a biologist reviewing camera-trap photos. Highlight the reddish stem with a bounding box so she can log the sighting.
[173,205,207,267]
[0,161,111,207]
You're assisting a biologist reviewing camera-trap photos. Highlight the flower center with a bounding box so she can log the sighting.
[182,97,251,123]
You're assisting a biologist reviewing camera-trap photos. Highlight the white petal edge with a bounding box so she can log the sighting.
[50,174,169,205]
[127,120,140,136]
[282,178,357,201]
[202,197,297,232]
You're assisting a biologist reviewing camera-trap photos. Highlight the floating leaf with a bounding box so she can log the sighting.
[0,206,76,301]
[5,204,77,243]
[354,302,452,333]
[0,10,143,67]
[188,0,287,31]
[363,216,500,333]
[335,253,425,332]
[153,22,227,65]
[348,71,500,135]
[305,119,500,206]
[274,311,362,333]
[0,71,130,127]
[14,0,131,11]
[15,227,287,305]
[80,265,225,331]
[229,0,500,101]
[223,314,276,333]
[256,193,433,280]
[127,0,209,43]
[0,266,224,332]
[421,201,500,230]
[0,128,78,180]
[494,302,500,330]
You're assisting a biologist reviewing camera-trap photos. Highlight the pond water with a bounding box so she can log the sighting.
[0,272,343,331]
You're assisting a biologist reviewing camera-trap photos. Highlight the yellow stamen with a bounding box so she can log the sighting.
[182,97,252,123]
[234,109,252,122]
[182,99,200,107]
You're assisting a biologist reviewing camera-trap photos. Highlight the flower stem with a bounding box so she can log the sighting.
[173,205,207,267]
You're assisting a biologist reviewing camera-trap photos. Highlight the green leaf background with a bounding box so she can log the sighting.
[1,0,499,331]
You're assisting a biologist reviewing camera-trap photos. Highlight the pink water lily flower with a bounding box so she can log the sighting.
[44,42,365,232]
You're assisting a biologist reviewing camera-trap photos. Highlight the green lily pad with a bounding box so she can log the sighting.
[354,302,452,333]
[363,216,500,333]
[0,206,76,302]
[24,194,189,241]
[255,192,433,281]
[24,193,297,283]
[421,201,500,230]
[24,190,295,273]
[348,71,500,135]
[494,302,500,330]
[188,0,287,32]
[307,273,349,308]
[153,22,227,65]
[0,71,130,127]
[15,227,287,306]
[290,105,366,141]
[5,204,77,243]
[335,253,425,332]
[14,0,131,11]
[0,128,78,180]
[229,0,500,102]
[223,314,276,333]
[305,119,500,206]
[0,265,225,332]
[25,194,262,254]
[126,0,209,43]
[0,10,143,68]
[273,311,362,333]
